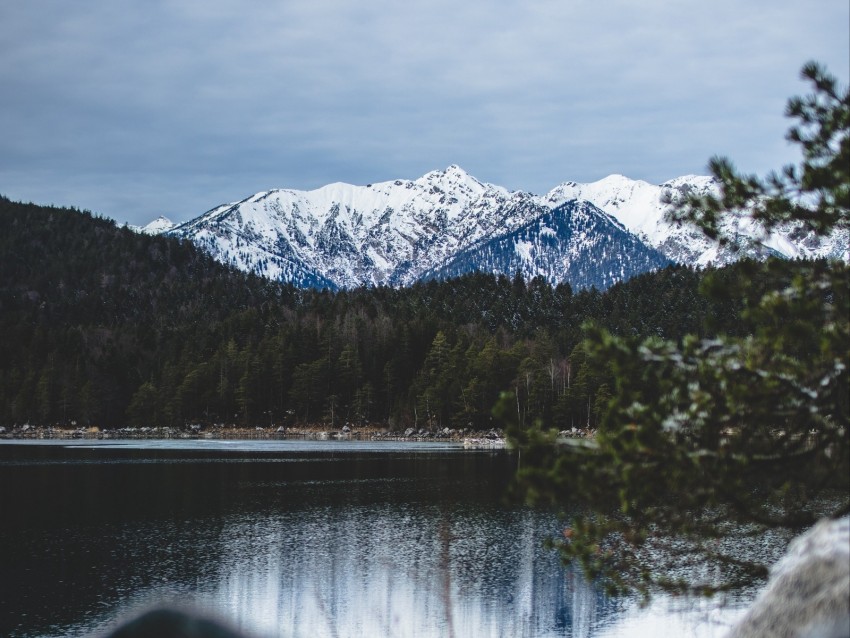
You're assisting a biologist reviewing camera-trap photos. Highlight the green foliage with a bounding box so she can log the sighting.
[509,63,850,598]
[0,192,822,436]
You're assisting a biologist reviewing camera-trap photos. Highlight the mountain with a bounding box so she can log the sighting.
[5,194,797,432]
[126,216,175,235]
[168,165,556,289]
[154,166,846,290]
[423,200,670,290]
[545,174,848,265]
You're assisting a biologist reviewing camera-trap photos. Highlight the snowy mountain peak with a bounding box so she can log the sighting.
[128,216,174,235]
[661,174,717,189]
[592,173,646,188]
[416,165,495,197]
[423,164,471,181]
[166,165,579,289]
[159,166,844,290]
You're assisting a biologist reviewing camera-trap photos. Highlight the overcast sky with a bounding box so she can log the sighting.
[1,1,848,226]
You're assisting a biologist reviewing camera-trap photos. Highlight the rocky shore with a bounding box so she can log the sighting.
[0,422,601,450]
[0,423,514,447]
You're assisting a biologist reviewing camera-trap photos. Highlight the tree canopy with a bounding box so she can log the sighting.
[509,62,849,598]
[2,197,786,433]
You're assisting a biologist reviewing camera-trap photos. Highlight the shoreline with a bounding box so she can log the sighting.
[0,424,512,448]
[0,423,597,447]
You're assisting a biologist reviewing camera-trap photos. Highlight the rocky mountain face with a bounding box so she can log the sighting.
[423,200,670,290]
[154,165,846,290]
[546,174,848,266]
[165,165,570,289]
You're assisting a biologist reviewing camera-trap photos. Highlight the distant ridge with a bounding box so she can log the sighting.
[127,216,174,235]
[139,166,846,289]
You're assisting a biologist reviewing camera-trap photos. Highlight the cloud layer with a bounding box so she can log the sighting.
[1,0,848,225]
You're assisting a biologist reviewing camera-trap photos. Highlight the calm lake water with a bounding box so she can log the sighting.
[0,440,748,637]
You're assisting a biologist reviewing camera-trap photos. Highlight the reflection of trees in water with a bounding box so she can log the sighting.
[206,504,618,637]
[0,445,747,637]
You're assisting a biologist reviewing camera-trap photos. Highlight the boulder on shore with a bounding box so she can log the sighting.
[726,516,850,638]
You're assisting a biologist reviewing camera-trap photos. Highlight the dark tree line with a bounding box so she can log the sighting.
[0,195,817,433]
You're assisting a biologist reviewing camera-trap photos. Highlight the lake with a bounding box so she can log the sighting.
[0,440,748,637]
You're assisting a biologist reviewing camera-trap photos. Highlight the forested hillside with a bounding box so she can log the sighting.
[0,196,822,432]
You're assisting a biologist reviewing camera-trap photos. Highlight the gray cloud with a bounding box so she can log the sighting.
[1,0,848,225]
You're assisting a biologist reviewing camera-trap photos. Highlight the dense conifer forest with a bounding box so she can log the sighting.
[0,196,830,433]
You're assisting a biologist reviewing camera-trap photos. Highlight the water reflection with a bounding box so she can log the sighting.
[0,441,744,637]
[196,505,616,638]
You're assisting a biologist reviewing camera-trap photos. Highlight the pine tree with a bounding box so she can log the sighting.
[509,62,849,598]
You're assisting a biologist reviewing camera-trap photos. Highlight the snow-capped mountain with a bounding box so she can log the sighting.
[127,216,175,235]
[150,165,846,290]
[168,165,560,289]
[424,200,669,290]
[545,174,848,265]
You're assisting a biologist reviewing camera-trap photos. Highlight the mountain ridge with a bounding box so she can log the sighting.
[145,165,846,289]
[423,200,671,290]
